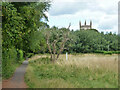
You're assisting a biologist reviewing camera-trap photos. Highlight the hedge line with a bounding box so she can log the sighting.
[94,51,120,54]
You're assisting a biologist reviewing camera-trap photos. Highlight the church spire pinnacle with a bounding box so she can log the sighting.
[85,20,86,25]
[90,20,92,29]
[79,20,81,30]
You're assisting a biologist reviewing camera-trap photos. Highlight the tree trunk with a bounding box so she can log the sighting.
[50,54,53,61]
[52,54,55,62]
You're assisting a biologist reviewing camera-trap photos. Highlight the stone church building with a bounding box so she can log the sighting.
[79,20,92,30]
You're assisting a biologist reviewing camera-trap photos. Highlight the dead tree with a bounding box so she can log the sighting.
[45,23,71,63]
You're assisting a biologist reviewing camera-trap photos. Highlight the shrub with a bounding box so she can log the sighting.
[17,49,24,62]
[2,47,18,79]
[103,51,112,55]
[9,47,17,62]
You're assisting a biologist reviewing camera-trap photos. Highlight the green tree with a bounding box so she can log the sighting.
[43,24,71,62]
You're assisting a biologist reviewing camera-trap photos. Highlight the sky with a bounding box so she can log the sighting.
[46,0,119,34]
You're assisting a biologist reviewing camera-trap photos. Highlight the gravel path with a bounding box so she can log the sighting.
[2,59,28,88]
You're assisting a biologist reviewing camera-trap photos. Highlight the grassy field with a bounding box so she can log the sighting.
[25,54,118,88]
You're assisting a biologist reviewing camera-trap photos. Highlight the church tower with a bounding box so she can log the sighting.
[79,20,92,30]
[90,20,92,29]
[79,21,81,30]
[84,20,86,25]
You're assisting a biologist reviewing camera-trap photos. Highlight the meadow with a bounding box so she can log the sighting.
[25,54,118,88]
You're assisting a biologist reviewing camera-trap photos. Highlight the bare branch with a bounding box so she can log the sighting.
[56,39,67,60]
[46,34,52,55]
[67,23,71,29]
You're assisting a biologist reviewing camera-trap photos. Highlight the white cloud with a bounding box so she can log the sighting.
[47,0,119,34]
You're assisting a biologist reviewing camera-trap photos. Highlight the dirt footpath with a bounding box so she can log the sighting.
[2,60,28,88]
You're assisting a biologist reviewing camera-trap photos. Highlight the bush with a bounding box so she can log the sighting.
[2,47,18,79]
[17,49,24,62]
[9,47,17,62]
[103,51,112,55]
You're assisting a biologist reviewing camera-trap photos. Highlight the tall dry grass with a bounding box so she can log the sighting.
[26,54,118,88]
[57,54,118,72]
[29,54,118,72]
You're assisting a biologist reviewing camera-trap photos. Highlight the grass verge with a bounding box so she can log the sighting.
[2,60,24,80]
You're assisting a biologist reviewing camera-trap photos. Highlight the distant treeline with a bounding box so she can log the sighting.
[2,2,120,78]
[63,29,120,54]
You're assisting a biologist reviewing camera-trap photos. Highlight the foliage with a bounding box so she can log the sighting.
[65,30,119,53]
[28,31,47,54]
[26,53,34,58]
[17,49,24,62]
[2,2,50,53]
[2,2,25,49]
[2,2,51,79]
[2,47,18,79]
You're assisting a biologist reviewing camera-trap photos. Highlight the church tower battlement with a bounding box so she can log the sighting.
[79,20,92,30]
